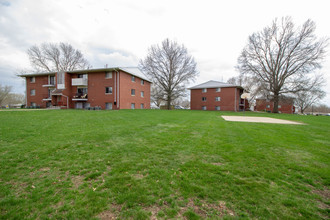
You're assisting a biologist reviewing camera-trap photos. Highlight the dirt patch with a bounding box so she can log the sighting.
[39,167,51,172]
[222,116,304,125]
[97,204,122,220]
[71,175,84,189]
[312,188,330,200]
[211,163,224,166]
[132,173,147,180]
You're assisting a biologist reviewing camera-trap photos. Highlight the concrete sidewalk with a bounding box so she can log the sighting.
[221,116,304,125]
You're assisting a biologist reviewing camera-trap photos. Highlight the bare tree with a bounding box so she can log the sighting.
[295,76,326,113]
[0,84,12,106]
[237,17,328,113]
[151,85,165,107]
[139,39,198,110]
[27,42,91,72]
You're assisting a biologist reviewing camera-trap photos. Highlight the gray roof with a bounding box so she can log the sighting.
[188,80,243,89]
[18,67,152,83]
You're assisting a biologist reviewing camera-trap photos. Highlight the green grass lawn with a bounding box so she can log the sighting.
[0,109,329,219]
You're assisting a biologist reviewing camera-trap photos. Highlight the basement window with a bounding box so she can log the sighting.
[131,103,135,109]
[215,106,220,111]
[202,106,207,110]
[105,102,113,110]
[141,103,144,109]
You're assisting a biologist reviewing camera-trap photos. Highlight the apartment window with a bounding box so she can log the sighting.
[202,97,207,101]
[78,74,87,79]
[131,103,135,109]
[57,71,65,88]
[49,75,55,85]
[202,88,207,93]
[30,102,36,107]
[216,88,221,92]
[30,77,35,83]
[105,102,113,110]
[105,87,112,94]
[278,105,282,108]
[78,88,88,95]
[105,72,112,79]
[141,103,144,109]
[202,106,207,110]
[215,106,220,111]
[215,97,221,101]
[141,80,144,85]
[131,76,135,82]
[266,105,270,108]
[131,89,135,96]
[30,89,35,96]
[141,91,144,97]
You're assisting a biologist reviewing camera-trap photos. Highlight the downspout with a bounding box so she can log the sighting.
[234,87,237,112]
[113,68,120,109]
[25,78,28,106]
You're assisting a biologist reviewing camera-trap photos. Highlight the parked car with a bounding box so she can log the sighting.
[174,105,184,109]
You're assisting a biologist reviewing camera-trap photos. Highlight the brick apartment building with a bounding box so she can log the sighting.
[19,67,151,110]
[189,80,249,111]
[255,97,295,114]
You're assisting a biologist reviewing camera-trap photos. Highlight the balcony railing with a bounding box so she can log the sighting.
[72,93,88,101]
[72,78,88,86]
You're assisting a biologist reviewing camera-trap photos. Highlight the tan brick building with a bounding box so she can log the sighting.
[189,80,249,111]
[19,67,151,110]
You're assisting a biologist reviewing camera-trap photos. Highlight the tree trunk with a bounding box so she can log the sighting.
[273,92,279,113]
[167,96,171,110]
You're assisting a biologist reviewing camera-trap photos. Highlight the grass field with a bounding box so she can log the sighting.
[0,109,329,219]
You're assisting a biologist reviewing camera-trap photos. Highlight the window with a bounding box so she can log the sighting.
[57,71,65,89]
[141,103,144,109]
[131,103,135,109]
[48,88,52,97]
[202,97,207,101]
[131,76,135,82]
[49,75,55,85]
[278,105,282,108]
[202,106,207,110]
[215,106,220,111]
[78,74,87,79]
[105,72,112,79]
[131,89,135,96]
[30,89,35,96]
[78,88,88,95]
[216,88,221,92]
[106,102,113,110]
[266,105,270,108]
[202,88,207,93]
[141,91,144,97]
[215,97,221,101]
[30,102,36,107]
[141,80,144,85]
[30,77,35,83]
[105,87,112,94]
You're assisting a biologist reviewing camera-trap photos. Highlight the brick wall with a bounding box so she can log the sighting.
[190,87,242,111]
[255,99,294,114]
[26,75,52,108]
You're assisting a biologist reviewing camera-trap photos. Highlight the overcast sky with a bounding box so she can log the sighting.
[1,0,330,104]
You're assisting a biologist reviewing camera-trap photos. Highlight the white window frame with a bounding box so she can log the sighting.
[278,105,282,108]
[141,80,144,85]
[202,88,207,93]
[131,76,135,82]
[131,103,135,109]
[266,105,270,108]
[141,91,144,97]
[131,89,135,96]
[215,97,221,101]
[216,88,221,92]
[30,89,35,96]
[105,87,112,94]
[140,103,144,109]
[215,106,220,111]
[30,77,35,83]
[202,97,207,101]
[105,72,112,79]
[202,106,207,110]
